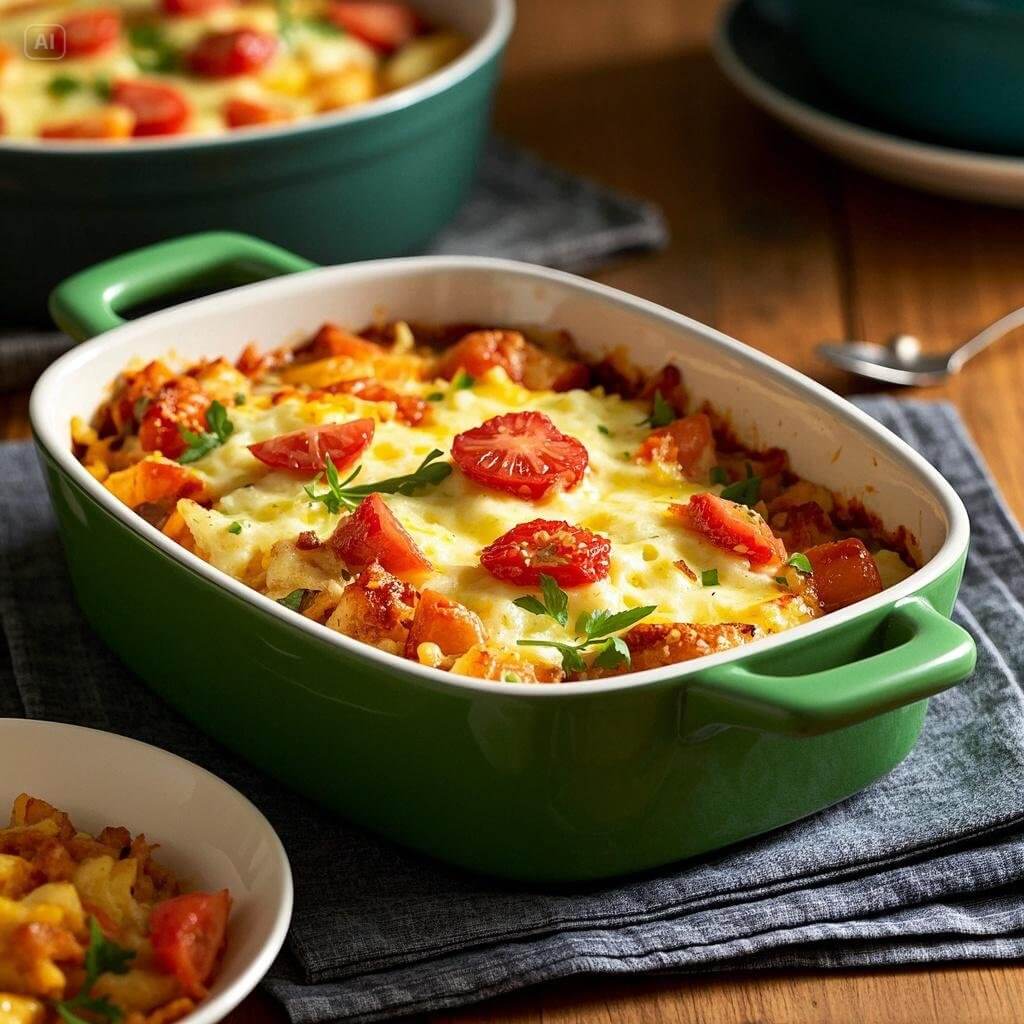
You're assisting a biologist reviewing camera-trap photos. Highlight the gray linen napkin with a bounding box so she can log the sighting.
[1,397,1023,1023]
[0,138,667,392]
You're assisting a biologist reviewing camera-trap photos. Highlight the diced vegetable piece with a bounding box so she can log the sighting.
[437,330,527,383]
[150,890,231,998]
[326,563,418,648]
[328,2,420,53]
[404,589,485,660]
[112,80,190,136]
[188,29,277,78]
[638,412,715,481]
[138,378,211,458]
[804,538,883,612]
[674,493,786,568]
[328,493,432,582]
[39,107,134,140]
[612,622,759,673]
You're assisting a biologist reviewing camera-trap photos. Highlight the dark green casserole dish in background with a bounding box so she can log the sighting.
[0,0,513,325]
[33,233,976,882]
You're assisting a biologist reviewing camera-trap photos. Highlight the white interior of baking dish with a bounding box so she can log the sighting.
[31,257,969,694]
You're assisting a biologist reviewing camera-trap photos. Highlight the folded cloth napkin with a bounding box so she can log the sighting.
[1,397,1023,1023]
[0,138,667,392]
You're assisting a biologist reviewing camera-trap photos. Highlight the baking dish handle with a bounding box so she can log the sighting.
[692,596,976,736]
[49,232,316,342]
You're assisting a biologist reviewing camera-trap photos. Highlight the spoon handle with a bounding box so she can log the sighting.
[949,304,1024,372]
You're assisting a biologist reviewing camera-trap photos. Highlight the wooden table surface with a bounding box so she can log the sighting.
[5,0,1024,1020]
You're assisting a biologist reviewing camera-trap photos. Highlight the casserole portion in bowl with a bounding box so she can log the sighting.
[0,794,230,1024]
[73,316,917,683]
[0,0,466,139]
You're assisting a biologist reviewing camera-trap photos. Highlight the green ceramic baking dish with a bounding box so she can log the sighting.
[0,0,513,326]
[32,232,976,882]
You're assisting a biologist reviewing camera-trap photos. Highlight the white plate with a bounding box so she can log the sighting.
[713,0,1024,207]
[0,719,293,1024]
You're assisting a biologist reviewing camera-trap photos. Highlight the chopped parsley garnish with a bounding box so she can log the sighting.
[234,392,246,405]
[52,918,134,1024]
[515,574,656,673]
[597,424,611,437]
[774,575,790,588]
[637,390,675,429]
[710,465,728,485]
[426,392,445,402]
[451,370,476,391]
[786,552,813,575]
[278,589,306,612]
[303,15,343,34]
[93,74,112,101]
[128,24,179,72]
[227,521,242,535]
[719,462,761,507]
[701,568,719,587]
[305,449,451,515]
[178,400,234,464]
[502,672,520,683]
[47,74,81,98]
[621,451,632,461]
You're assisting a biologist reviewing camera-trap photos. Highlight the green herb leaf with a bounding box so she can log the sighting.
[637,390,675,429]
[710,465,728,485]
[52,919,134,1024]
[234,392,246,405]
[513,595,548,617]
[302,15,343,34]
[47,74,81,98]
[178,400,234,465]
[227,521,242,535]
[278,589,306,612]
[701,568,719,587]
[586,605,658,638]
[538,574,569,627]
[593,635,631,671]
[719,463,762,507]
[774,575,790,588]
[93,74,112,101]
[516,639,586,675]
[575,608,611,639]
[305,450,451,514]
[451,370,476,391]
[128,23,180,72]
[786,552,813,575]
[597,424,611,437]
[426,392,444,402]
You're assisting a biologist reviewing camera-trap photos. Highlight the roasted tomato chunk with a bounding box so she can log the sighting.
[674,493,786,569]
[638,412,715,481]
[328,492,432,582]
[150,890,231,998]
[452,411,588,501]
[139,378,211,458]
[112,80,190,136]
[295,323,388,363]
[327,2,420,52]
[57,7,121,56]
[404,589,485,661]
[480,519,610,588]
[188,29,277,77]
[163,0,232,15]
[223,96,287,128]
[320,378,427,425]
[437,329,527,382]
[804,538,883,612]
[248,419,374,476]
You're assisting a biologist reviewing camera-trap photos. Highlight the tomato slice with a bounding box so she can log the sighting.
[248,419,374,476]
[319,378,427,426]
[39,107,134,140]
[327,2,420,52]
[139,378,211,458]
[451,411,588,501]
[437,330,527,383]
[112,80,190,136]
[480,519,611,588]
[150,890,231,998]
[223,96,287,128]
[674,493,786,568]
[59,8,121,56]
[328,493,432,582]
[805,538,883,612]
[163,0,232,15]
[188,29,277,77]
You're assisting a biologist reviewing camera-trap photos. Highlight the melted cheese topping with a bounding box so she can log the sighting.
[0,0,465,139]
[176,370,818,665]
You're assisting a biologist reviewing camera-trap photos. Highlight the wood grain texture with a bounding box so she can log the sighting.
[11,0,1024,1020]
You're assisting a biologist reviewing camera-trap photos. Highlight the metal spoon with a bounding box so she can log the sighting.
[817,304,1024,386]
